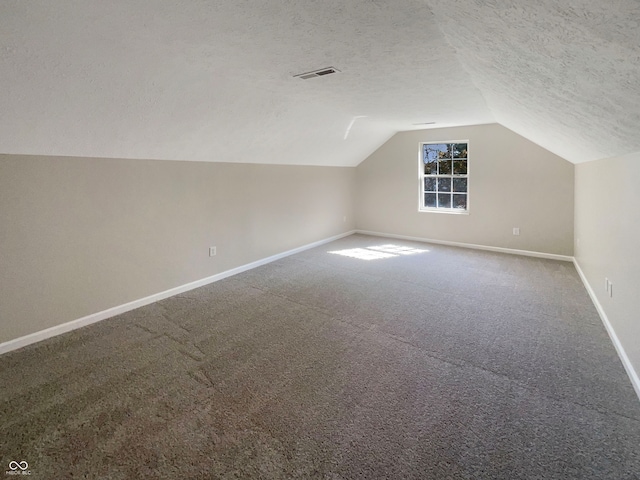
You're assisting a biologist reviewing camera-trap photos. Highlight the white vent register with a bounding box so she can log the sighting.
[294,67,340,80]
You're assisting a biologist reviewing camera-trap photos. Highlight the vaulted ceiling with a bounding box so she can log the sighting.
[1,1,638,166]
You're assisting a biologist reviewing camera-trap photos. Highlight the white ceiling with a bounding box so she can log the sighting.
[0,1,638,166]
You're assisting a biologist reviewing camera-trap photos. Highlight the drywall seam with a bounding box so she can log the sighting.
[356,230,573,261]
[0,230,356,356]
[573,259,640,402]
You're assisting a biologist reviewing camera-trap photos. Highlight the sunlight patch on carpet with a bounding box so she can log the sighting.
[367,244,429,255]
[328,244,428,260]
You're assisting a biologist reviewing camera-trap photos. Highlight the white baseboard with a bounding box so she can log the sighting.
[573,259,640,401]
[355,230,573,262]
[0,230,356,356]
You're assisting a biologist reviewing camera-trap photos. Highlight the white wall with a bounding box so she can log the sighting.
[355,124,575,256]
[574,151,640,391]
[0,155,356,344]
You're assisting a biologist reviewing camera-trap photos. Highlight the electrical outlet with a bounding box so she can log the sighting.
[343,215,347,223]
[605,278,613,297]
[209,246,216,257]
[513,227,520,236]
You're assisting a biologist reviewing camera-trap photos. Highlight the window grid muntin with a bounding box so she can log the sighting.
[420,141,469,213]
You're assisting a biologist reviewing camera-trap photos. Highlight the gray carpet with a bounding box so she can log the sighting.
[1,234,639,479]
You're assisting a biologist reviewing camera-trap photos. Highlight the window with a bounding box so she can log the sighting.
[419,141,468,213]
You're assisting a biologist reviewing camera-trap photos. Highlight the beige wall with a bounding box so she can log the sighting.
[355,124,575,256]
[0,155,356,344]
[574,151,640,383]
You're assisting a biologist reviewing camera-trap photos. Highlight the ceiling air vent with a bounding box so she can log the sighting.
[294,67,340,80]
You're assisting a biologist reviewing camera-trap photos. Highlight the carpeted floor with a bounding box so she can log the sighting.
[1,234,639,479]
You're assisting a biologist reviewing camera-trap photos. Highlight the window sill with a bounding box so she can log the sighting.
[418,208,469,215]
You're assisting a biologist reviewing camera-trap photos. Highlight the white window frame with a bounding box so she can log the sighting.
[418,140,469,214]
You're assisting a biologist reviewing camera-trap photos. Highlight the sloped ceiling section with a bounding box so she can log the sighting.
[1,1,637,166]
[426,0,640,163]
[0,0,492,166]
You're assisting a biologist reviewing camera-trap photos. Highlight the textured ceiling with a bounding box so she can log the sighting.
[426,0,640,163]
[0,1,638,165]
